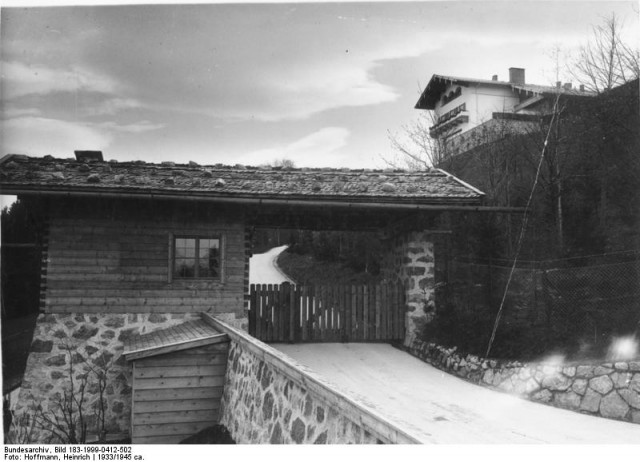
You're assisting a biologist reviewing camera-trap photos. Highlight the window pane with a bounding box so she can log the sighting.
[175,258,195,278]
[175,238,196,258]
[198,260,212,278]
[184,239,196,258]
[199,239,219,256]
[199,238,220,278]
[175,238,186,258]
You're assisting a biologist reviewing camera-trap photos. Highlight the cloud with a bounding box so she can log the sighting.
[97,120,165,133]
[1,117,113,156]
[1,61,121,99]
[0,116,164,158]
[189,37,437,123]
[1,107,42,118]
[90,98,143,116]
[237,127,350,167]
[247,64,399,122]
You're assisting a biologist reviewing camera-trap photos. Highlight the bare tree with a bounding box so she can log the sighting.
[385,112,448,170]
[571,13,639,93]
[31,343,112,444]
[271,158,295,169]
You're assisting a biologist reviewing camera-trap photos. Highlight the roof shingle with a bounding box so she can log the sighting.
[0,154,484,206]
[123,319,225,360]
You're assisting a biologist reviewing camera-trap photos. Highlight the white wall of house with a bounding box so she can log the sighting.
[470,85,520,124]
[433,82,520,138]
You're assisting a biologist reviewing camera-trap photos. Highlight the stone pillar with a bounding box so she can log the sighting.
[381,230,436,346]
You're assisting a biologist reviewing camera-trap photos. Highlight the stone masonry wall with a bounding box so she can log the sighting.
[212,315,418,444]
[405,340,640,424]
[9,312,202,443]
[382,231,435,345]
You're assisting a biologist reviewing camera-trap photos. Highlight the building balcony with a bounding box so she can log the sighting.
[429,111,469,138]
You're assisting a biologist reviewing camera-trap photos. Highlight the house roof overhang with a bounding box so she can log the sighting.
[415,75,513,110]
[0,154,491,211]
[415,74,596,111]
[123,318,228,361]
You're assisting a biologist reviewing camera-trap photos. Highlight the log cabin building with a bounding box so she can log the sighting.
[0,152,485,442]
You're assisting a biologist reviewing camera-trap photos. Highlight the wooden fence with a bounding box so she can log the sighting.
[248,282,405,343]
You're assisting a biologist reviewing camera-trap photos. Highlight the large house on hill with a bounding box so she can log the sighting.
[415,67,596,155]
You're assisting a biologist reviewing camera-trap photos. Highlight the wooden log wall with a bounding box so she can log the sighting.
[131,342,230,444]
[43,198,248,315]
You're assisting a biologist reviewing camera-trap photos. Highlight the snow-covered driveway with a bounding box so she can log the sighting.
[249,245,293,285]
[274,343,640,443]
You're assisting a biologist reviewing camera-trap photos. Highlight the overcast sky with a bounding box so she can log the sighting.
[1,1,638,170]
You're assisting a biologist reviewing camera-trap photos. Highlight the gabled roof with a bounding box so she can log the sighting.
[123,319,227,361]
[0,154,484,208]
[415,74,595,110]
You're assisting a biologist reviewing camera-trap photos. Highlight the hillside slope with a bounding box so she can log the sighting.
[277,250,382,286]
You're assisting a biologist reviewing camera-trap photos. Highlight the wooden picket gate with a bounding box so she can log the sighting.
[248,281,405,343]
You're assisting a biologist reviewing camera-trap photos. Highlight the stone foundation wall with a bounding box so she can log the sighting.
[9,312,202,443]
[381,231,435,345]
[207,315,419,444]
[405,340,640,424]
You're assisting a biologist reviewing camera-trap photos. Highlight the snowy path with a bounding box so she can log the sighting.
[249,245,294,285]
[274,343,640,443]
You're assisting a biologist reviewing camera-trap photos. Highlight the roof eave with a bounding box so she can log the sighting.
[123,332,229,361]
[1,184,484,209]
[416,75,514,110]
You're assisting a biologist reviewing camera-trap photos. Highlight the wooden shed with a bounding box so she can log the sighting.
[123,318,230,444]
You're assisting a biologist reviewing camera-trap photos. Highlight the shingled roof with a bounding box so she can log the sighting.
[0,154,484,207]
[123,319,228,361]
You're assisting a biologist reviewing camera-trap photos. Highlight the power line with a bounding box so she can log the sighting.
[485,93,562,358]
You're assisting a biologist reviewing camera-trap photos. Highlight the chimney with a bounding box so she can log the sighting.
[492,75,498,81]
[74,150,104,162]
[556,81,562,89]
[508,67,525,85]
[579,84,585,92]
[563,82,572,90]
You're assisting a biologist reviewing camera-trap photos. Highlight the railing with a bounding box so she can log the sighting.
[437,102,467,124]
[248,282,406,343]
[430,103,469,137]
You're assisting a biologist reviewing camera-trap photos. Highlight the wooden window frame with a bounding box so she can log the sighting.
[170,234,223,281]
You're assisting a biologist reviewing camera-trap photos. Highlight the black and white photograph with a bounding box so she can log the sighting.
[1,0,639,452]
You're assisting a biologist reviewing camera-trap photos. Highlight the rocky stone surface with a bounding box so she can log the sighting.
[220,341,384,444]
[10,312,200,443]
[405,339,640,424]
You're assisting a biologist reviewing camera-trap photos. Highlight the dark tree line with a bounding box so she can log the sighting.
[1,198,47,319]
[252,227,383,282]
[286,229,382,276]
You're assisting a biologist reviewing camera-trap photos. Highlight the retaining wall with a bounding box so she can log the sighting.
[405,339,640,424]
[206,314,419,444]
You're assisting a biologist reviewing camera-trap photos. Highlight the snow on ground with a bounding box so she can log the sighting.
[274,343,640,443]
[249,245,293,285]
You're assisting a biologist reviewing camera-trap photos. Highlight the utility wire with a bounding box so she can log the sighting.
[485,93,562,358]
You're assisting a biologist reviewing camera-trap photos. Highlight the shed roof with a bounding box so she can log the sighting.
[123,319,228,361]
[0,154,483,208]
[415,74,595,110]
